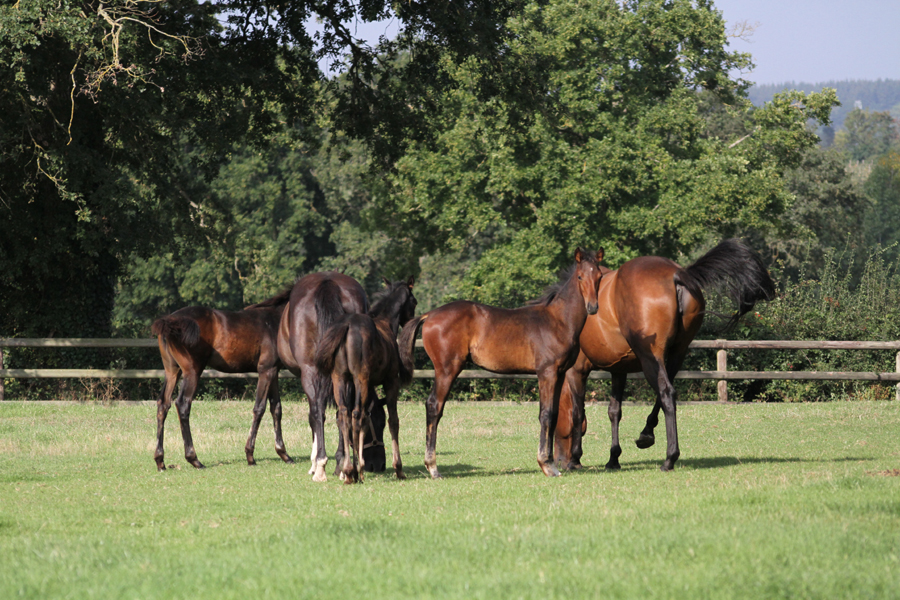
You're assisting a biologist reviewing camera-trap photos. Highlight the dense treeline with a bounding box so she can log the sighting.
[2,0,899,401]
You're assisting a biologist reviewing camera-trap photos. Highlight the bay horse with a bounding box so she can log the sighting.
[277,271,368,482]
[151,290,293,471]
[399,248,605,478]
[315,277,417,483]
[554,238,775,472]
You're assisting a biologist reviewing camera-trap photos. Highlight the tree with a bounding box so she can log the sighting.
[834,108,900,162]
[374,0,838,305]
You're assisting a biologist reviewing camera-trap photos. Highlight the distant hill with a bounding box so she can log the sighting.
[747,79,900,129]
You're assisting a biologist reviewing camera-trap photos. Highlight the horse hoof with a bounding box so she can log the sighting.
[396,470,407,481]
[605,461,621,470]
[539,462,561,477]
[190,460,205,469]
[635,434,655,449]
[660,463,674,472]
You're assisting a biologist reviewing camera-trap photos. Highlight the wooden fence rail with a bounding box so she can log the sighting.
[2,338,900,401]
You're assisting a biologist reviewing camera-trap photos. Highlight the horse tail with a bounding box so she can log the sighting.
[398,314,427,382]
[314,279,346,335]
[315,318,351,376]
[675,238,775,330]
[150,315,201,348]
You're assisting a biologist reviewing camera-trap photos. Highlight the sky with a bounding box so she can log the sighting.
[713,0,900,85]
[318,1,900,86]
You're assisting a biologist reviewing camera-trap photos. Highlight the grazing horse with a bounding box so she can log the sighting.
[554,238,775,472]
[399,248,605,478]
[151,291,293,471]
[315,278,417,483]
[277,271,368,482]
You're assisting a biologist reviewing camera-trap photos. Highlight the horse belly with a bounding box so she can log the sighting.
[470,331,535,374]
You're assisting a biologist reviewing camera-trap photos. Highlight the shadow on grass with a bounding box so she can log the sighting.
[563,454,875,474]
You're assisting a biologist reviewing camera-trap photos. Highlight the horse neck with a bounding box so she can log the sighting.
[370,294,405,339]
[546,273,588,333]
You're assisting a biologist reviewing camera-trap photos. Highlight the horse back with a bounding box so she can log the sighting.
[421,301,555,374]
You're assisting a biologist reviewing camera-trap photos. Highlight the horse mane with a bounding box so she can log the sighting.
[244,286,293,310]
[526,249,602,307]
[369,281,408,319]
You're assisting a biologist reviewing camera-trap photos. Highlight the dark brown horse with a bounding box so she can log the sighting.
[151,291,293,471]
[554,238,775,472]
[277,271,368,482]
[315,278,417,483]
[399,248,605,478]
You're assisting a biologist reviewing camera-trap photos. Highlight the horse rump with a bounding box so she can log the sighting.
[150,314,201,348]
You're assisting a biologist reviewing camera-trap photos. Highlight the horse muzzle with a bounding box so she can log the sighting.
[586,301,598,315]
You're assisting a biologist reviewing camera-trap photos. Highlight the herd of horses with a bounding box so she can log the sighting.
[151,239,775,483]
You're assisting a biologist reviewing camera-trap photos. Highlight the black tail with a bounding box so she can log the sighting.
[150,315,201,347]
[398,314,427,380]
[315,318,351,375]
[675,238,775,330]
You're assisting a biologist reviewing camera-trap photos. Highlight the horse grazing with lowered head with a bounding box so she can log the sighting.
[399,248,604,478]
[554,238,775,472]
[151,290,293,471]
[315,277,417,483]
[277,271,368,482]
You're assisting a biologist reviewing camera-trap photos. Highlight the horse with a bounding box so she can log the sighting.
[399,248,605,478]
[150,290,293,471]
[277,271,369,482]
[553,238,775,472]
[315,277,417,483]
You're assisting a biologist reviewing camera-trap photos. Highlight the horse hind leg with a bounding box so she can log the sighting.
[174,372,204,469]
[155,369,180,471]
[637,356,679,471]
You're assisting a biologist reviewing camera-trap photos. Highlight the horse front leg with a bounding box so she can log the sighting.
[245,368,272,466]
[536,368,564,477]
[606,372,627,470]
[268,376,293,463]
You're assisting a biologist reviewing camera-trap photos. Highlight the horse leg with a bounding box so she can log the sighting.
[352,379,367,483]
[383,381,405,480]
[335,374,357,483]
[536,367,564,477]
[639,357,679,471]
[268,376,293,463]
[554,377,576,471]
[334,378,353,477]
[301,370,329,481]
[564,364,591,470]
[174,373,204,469]
[606,372,627,470]
[424,360,464,479]
[636,400,661,449]
[245,369,272,466]
[154,370,179,471]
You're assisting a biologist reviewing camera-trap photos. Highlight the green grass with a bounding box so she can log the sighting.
[0,400,898,599]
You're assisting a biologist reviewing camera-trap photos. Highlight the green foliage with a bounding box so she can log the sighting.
[747,78,900,130]
[378,0,838,305]
[834,108,900,161]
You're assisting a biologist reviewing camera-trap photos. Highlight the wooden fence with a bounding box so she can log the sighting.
[2,338,900,401]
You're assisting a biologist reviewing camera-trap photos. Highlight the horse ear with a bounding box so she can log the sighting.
[407,275,415,288]
[574,247,585,263]
[382,276,391,288]
[596,248,604,263]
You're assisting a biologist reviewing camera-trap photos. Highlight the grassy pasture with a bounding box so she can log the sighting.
[0,399,898,599]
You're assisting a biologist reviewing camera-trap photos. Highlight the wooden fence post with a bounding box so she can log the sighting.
[716,342,728,402]
[896,351,900,402]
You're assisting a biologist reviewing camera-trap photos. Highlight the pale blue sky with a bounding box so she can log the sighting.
[316,1,900,85]
[714,0,900,84]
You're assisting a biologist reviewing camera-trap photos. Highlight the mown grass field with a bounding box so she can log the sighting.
[0,399,898,599]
